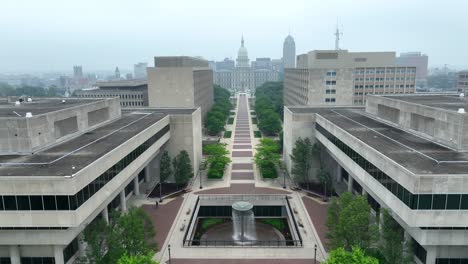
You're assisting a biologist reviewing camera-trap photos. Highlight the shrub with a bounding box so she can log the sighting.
[261,218,286,231]
[200,218,224,232]
[252,118,257,124]
[254,131,261,138]
[228,117,234,124]
[224,131,232,138]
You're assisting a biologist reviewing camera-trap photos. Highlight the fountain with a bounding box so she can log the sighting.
[232,201,257,244]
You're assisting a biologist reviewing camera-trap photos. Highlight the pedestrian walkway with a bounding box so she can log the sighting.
[230,93,255,184]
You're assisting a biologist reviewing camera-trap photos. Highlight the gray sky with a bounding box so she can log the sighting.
[1,0,467,73]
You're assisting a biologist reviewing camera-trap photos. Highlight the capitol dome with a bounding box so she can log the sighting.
[236,36,250,67]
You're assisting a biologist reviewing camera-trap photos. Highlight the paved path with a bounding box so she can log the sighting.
[302,196,330,250]
[142,196,184,251]
[195,184,290,195]
[169,259,321,264]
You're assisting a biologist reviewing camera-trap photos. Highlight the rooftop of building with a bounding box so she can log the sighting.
[287,106,468,175]
[0,108,197,177]
[380,94,467,112]
[0,98,100,118]
[95,79,147,88]
[154,56,209,68]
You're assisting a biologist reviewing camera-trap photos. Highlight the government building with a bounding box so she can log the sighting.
[213,37,281,93]
[283,94,468,264]
[284,50,416,106]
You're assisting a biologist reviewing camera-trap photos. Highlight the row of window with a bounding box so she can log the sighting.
[0,125,169,211]
[63,238,79,263]
[355,84,415,89]
[325,89,336,94]
[436,258,468,264]
[326,71,337,76]
[325,80,336,85]
[80,93,144,100]
[316,124,468,210]
[354,77,414,81]
[325,98,336,103]
[354,69,416,74]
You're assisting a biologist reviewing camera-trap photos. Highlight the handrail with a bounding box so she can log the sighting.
[285,196,303,246]
[183,196,200,246]
[184,239,302,247]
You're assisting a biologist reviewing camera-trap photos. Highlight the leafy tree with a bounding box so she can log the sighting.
[257,110,282,135]
[47,85,59,97]
[290,137,313,183]
[203,143,231,179]
[323,247,379,264]
[205,116,225,136]
[318,168,333,197]
[159,151,172,184]
[378,209,413,264]
[254,82,283,136]
[80,208,156,264]
[117,253,158,264]
[326,192,378,251]
[172,150,193,185]
[255,138,281,178]
[0,83,16,96]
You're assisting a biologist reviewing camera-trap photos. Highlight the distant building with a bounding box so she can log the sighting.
[458,70,468,93]
[75,79,148,107]
[126,73,133,80]
[283,34,296,69]
[147,56,214,117]
[284,50,416,106]
[213,37,280,92]
[115,67,121,79]
[134,62,148,79]
[395,52,428,86]
[73,65,83,78]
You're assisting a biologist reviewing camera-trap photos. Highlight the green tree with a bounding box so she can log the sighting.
[323,247,379,264]
[80,218,110,264]
[326,192,378,251]
[117,253,158,264]
[290,137,313,184]
[47,85,59,97]
[172,150,193,185]
[159,151,172,184]
[378,209,413,264]
[255,138,281,178]
[317,168,333,198]
[205,115,225,135]
[203,143,231,179]
[0,82,16,96]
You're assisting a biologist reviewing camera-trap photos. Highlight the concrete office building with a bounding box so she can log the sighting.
[284,50,416,106]
[283,94,468,264]
[457,70,468,93]
[0,97,202,264]
[134,62,148,79]
[283,34,296,68]
[396,52,429,86]
[75,79,148,107]
[147,56,214,118]
[73,66,83,79]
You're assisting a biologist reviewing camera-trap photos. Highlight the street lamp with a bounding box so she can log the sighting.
[168,244,172,264]
[199,170,203,189]
[314,244,317,264]
[159,179,163,203]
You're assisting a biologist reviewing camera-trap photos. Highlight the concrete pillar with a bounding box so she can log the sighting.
[362,188,367,197]
[378,209,384,231]
[425,247,437,264]
[54,245,65,264]
[144,166,151,183]
[120,190,127,212]
[9,245,20,264]
[133,176,140,196]
[337,166,343,183]
[101,206,109,224]
[78,232,86,257]
[347,176,353,193]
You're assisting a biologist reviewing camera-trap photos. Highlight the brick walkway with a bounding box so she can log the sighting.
[168,259,320,264]
[195,184,290,195]
[302,196,329,250]
[142,196,184,251]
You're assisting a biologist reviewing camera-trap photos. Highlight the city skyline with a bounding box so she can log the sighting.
[1,0,467,73]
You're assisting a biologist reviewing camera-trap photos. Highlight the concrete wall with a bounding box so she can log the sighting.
[166,108,202,178]
[193,69,214,118]
[307,68,354,106]
[306,50,396,69]
[0,98,121,154]
[147,67,195,108]
[366,96,466,150]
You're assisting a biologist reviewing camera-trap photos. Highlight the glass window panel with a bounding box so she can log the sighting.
[17,196,30,210]
[30,196,44,210]
[43,196,57,210]
[56,196,70,210]
[0,196,3,210]
[461,195,468,210]
[432,194,447,210]
[3,196,17,210]
[418,194,432,210]
[411,194,418,209]
[446,195,461,210]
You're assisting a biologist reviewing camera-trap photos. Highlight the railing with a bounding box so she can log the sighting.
[183,239,302,247]
[182,196,200,245]
[285,196,303,247]
[198,194,288,201]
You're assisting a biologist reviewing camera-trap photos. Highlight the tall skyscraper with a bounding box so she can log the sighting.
[115,67,121,79]
[73,65,83,78]
[283,34,296,68]
[134,62,148,79]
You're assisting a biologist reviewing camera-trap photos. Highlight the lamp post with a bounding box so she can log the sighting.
[199,170,203,189]
[168,244,172,264]
[159,179,163,203]
[314,244,317,264]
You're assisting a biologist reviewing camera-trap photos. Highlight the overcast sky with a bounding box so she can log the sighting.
[1,0,467,73]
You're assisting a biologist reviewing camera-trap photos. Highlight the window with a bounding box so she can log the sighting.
[326,70,337,76]
[326,80,336,85]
